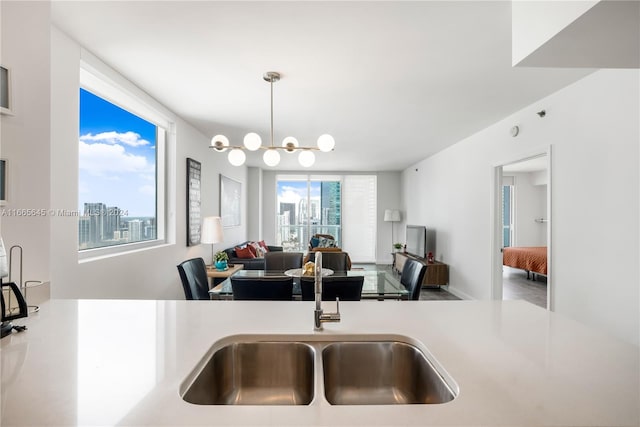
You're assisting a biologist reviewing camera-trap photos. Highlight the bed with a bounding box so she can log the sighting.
[503,246,547,280]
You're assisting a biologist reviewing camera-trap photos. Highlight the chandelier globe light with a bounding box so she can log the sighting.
[209,71,334,168]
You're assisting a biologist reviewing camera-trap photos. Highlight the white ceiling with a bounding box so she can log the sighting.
[502,156,547,173]
[51,1,593,171]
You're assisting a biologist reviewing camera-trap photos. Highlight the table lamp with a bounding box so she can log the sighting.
[201,216,224,265]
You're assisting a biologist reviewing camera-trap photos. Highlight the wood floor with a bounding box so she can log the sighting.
[502,266,547,308]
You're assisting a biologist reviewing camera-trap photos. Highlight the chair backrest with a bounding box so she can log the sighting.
[400,258,428,300]
[231,276,294,301]
[264,252,303,272]
[300,276,364,301]
[177,257,210,300]
[307,251,349,272]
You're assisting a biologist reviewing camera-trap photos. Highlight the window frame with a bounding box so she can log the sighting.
[78,53,172,261]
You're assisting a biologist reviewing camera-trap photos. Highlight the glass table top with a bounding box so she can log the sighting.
[210,269,408,300]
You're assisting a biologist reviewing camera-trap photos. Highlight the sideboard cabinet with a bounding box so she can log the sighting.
[394,252,448,287]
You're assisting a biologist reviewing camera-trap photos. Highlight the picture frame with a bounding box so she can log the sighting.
[1,66,12,115]
[186,158,201,246]
[220,174,241,227]
[0,159,6,205]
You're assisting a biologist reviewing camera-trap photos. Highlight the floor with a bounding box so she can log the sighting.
[502,266,547,308]
[354,263,461,301]
[357,263,548,305]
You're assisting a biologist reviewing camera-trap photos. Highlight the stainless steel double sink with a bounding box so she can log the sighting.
[180,335,458,406]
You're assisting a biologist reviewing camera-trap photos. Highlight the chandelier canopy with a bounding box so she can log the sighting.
[210,72,335,168]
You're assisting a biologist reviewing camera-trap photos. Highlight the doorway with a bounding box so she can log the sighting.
[491,150,552,310]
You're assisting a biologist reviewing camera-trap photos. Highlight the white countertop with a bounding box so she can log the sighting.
[1,299,638,426]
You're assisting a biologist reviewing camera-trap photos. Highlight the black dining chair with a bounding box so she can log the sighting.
[307,252,350,272]
[264,252,303,272]
[300,276,364,301]
[231,276,294,301]
[177,257,210,300]
[400,258,428,300]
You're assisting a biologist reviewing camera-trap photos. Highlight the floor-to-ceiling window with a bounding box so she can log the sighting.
[275,174,377,263]
[276,175,341,251]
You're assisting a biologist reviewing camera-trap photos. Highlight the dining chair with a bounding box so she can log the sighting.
[264,252,303,272]
[400,258,428,300]
[300,276,364,301]
[307,251,350,272]
[231,276,294,300]
[177,257,210,300]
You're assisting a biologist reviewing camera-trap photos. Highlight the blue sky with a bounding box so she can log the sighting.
[79,89,156,217]
[277,180,320,201]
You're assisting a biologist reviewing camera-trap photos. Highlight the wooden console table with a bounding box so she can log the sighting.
[394,252,448,287]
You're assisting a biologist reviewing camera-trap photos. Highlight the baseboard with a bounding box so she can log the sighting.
[445,286,473,300]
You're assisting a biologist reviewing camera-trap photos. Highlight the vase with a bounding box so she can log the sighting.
[215,260,228,271]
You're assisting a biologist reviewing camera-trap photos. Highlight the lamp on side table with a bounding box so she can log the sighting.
[201,216,224,266]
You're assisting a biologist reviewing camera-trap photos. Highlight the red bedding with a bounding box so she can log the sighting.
[503,246,547,275]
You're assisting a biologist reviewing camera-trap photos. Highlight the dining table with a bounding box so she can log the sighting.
[209,268,409,300]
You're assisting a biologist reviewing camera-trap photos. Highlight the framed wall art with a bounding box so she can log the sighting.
[220,174,241,227]
[0,159,6,204]
[1,66,12,115]
[186,158,201,246]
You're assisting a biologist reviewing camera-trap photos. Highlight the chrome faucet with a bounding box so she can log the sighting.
[314,252,341,331]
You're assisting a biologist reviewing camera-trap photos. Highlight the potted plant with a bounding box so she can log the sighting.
[214,251,229,271]
[393,243,403,252]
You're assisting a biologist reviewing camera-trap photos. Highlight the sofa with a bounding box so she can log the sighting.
[223,241,283,270]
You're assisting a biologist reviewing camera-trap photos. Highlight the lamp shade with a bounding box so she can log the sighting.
[201,216,224,244]
[383,209,401,222]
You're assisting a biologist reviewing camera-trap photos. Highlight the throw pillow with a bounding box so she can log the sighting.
[248,241,265,258]
[258,240,269,252]
[318,237,336,248]
[310,236,320,248]
[235,246,256,259]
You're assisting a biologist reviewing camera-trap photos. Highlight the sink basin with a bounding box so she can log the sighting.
[322,341,456,405]
[181,335,457,406]
[181,341,315,405]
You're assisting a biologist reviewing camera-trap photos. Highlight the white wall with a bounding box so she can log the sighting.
[0,1,51,304]
[402,69,639,346]
[45,26,249,300]
[260,170,401,264]
[505,172,547,246]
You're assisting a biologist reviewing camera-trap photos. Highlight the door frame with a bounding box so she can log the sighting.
[490,145,553,310]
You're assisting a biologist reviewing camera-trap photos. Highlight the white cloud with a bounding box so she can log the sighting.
[278,188,304,204]
[139,185,155,196]
[79,140,152,176]
[80,131,151,147]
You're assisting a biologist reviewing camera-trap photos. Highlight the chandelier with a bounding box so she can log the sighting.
[210,71,335,168]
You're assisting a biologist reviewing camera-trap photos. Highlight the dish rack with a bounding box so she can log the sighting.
[8,245,42,314]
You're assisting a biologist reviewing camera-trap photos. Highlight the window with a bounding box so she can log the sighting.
[502,177,514,247]
[275,174,377,263]
[276,176,342,251]
[79,58,168,255]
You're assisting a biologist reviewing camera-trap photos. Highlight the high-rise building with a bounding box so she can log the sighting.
[78,216,90,249]
[321,181,341,225]
[84,202,106,244]
[127,219,143,241]
[279,202,296,225]
[104,206,121,241]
